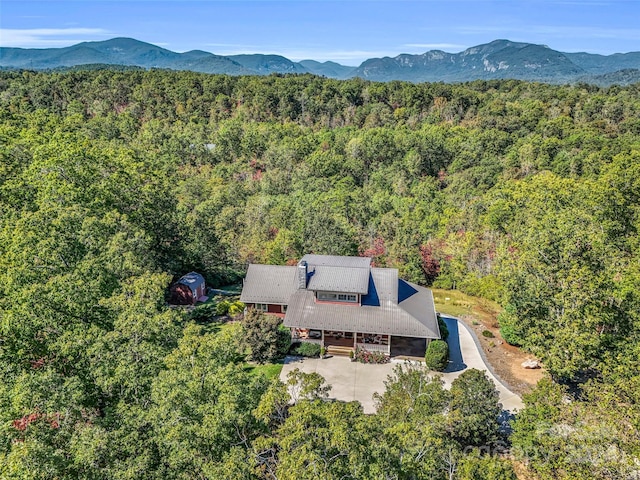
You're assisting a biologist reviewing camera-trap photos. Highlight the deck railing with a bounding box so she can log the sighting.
[356,342,388,353]
[291,334,322,345]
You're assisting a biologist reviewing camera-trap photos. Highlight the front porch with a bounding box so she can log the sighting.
[291,328,391,355]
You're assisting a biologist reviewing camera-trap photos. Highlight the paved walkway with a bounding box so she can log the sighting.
[280,316,524,414]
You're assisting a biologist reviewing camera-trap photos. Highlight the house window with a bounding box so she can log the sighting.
[318,292,338,301]
[317,292,358,303]
[309,330,322,339]
[282,304,287,313]
[255,303,268,312]
[338,294,357,302]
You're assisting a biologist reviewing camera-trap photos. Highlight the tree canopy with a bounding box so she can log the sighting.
[1,69,639,478]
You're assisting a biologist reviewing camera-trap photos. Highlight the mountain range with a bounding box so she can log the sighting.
[2,37,640,85]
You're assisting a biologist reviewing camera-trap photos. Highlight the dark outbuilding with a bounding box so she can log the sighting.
[170,272,207,305]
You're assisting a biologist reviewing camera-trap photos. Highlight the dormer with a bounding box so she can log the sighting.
[299,254,371,305]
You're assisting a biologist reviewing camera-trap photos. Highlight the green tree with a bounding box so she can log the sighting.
[375,362,450,423]
[241,309,287,364]
[265,400,383,480]
[151,358,267,476]
[285,367,331,403]
[447,369,502,448]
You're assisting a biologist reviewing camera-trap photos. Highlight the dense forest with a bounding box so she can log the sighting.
[0,69,639,479]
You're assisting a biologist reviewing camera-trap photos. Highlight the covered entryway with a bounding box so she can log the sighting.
[322,331,355,356]
[390,336,428,359]
[322,331,390,356]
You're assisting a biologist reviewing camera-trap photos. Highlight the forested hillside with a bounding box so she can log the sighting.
[0,70,639,478]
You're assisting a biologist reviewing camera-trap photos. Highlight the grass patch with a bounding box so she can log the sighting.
[200,319,237,335]
[244,361,284,380]
[432,288,502,327]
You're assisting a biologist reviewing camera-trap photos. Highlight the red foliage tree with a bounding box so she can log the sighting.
[360,237,386,267]
[419,242,441,286]
[12,411,62,431]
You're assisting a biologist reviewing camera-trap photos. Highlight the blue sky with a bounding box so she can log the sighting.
[1,0,639,65]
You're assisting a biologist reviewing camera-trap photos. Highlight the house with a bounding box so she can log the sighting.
[170,272,207,305]
[240,254,440,356]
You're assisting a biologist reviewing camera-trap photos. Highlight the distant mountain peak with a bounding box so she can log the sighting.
[1,37,639,85]
[227,53,308,74]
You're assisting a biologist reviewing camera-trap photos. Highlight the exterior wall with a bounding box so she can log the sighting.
[246,303,285,318]
[267,304,281,314]
[170,284,194,305]
[290,326,434,357]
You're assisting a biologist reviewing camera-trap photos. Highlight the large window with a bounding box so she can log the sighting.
[318,292,337,301]
[255,303,268,312]
[317,292,358,303]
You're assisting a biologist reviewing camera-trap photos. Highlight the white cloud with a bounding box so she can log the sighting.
[0,28,111,47]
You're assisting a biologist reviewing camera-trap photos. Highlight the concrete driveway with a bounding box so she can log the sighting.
[440,316,524,412]
[281,355,395,413]
[280,316,523,414]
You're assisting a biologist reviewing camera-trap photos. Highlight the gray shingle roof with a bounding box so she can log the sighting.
[177,272,205,296]
[283,268,440,339]
[239,265,297,304]
[239,257,440,340]
[306,265,370,294]
[301,254,371,269]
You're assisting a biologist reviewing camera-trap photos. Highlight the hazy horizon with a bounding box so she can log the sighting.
[2,0,639,66]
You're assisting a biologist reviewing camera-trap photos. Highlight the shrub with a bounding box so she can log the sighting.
[354,347,390,364]
[215,299,231,316]
[292,342,321,357]
[499,324,522,346]
[498,304,524,346]
[482,329,495,338]
[228,300,245,317]
[437,314,449,341]
[188,303,217,322]
[425,340,449,371]
[276,325,292,357]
